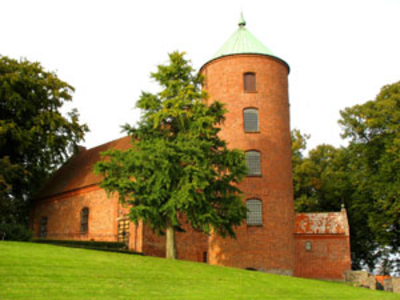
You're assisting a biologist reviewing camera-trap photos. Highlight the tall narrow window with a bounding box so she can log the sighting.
[118,218,130,245]
[245,151,261,176]
[40,216,47,238]
[244,108,259,132]
[80,207,89,234]
[246,199,262,225]
[244,72,256,92]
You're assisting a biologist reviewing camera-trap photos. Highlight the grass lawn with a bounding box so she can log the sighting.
[0,242,398,300]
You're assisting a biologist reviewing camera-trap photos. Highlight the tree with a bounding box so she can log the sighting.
[292,81,400,271]
[0,56,88,225]
[339,81,400,269]
[95,52,247,259]
[291,136,376,269]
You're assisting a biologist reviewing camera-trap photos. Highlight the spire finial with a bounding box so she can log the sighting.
[238,12,246,27]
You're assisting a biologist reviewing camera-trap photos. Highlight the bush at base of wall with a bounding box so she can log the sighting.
[0,223,32,241]
[32,239,143,255]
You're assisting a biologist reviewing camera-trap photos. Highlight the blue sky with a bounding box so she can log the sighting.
[2,0,399,151]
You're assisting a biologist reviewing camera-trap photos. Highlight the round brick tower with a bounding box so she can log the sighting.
[201,15,295,275]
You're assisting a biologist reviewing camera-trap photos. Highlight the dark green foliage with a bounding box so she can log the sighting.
[291,137,375,269]
[0,223,32,241]
[293,142,347,212]
[32,239,141,255]
[340,81,400,270]
[292,81,400,272]
[0,56,88,225]
[96,52,247,248]
[33,239,126,249]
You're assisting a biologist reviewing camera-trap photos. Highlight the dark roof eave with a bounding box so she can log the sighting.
[33,183,101,202]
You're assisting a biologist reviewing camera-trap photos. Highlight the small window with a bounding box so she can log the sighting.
[244,72,256,92]
[80,207,89,234]
[244,108,259,132]
[246,199,262,225]
[245,151,261,176]
[40,216,47,238]
[305,241,312,251]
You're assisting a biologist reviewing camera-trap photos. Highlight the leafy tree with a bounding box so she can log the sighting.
[95,52,247,259]
[339,81,400,268]
[291,135,378,269]
[0,55,88,225]
[291,129,319,211]
[294,144,348,211]
[291,129,309,195]
[292,81,400,271]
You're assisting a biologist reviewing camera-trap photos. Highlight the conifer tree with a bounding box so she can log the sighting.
[96,52,247,259]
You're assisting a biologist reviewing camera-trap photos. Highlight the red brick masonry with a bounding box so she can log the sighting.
[201,54,295,275]
[294,210,351,279]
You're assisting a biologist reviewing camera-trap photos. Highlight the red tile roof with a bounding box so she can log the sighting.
[35,136,132,200]
[376,275,391,285]
[294,210,349,235]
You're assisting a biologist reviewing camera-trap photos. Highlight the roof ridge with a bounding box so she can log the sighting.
[85,135,131,152]
[34,135,132,200]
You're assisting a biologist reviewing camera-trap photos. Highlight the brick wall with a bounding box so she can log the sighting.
[295,235,351,279]
[31,186,208,262]
[142,220,208,263]
[201,54,296,274]
[31,186,119,241]
[128,220,143,253]
[294,210,351,279]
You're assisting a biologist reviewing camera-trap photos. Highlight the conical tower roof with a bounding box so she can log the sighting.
[203,14,289,70]
[212,14,274,59]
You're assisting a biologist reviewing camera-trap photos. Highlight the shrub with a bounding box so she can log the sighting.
[32,239,142,255]
[33,239,126,249]
[0,223,32,241]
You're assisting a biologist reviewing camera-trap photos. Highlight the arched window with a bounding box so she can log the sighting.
[40,216,48,238]
[80,207,89,234]
[243,72,256,92]
[245,151,261,176]
[246,199,262,225]
[243,108,259,132]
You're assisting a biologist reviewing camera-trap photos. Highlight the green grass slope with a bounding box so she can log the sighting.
[0,242,398,300]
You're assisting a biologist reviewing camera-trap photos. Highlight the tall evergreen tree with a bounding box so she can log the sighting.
[95,52,247,259]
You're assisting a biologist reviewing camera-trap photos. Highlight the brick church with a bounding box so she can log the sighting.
[31,16,351,280]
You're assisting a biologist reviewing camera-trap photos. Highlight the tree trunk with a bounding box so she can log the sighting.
[166,226,177,259]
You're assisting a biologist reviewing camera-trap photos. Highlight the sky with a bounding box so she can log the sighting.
[1,0,399,151]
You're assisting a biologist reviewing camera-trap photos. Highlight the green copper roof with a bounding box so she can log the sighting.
[212,14,274,59]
